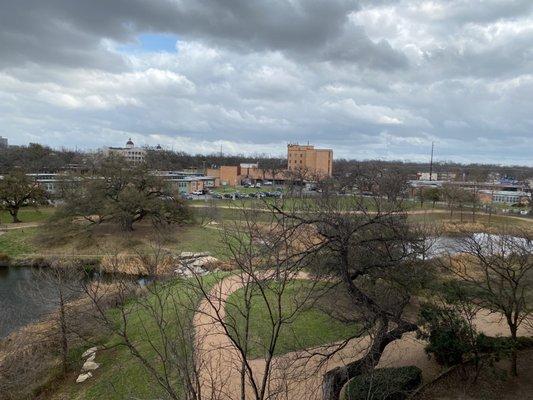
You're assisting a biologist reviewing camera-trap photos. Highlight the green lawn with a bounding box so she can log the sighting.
[0,227,37,257]
[57,274,222,400]
[225,279,358,359]
[408,211,533,229]
[0,207,55,224]
[176,225,230,259]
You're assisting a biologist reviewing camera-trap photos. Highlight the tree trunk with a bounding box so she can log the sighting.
[121,219,135,231]
[58,289,69,375]
[9,208,21,223]
[510,325,518,377]
[322,321,417,400]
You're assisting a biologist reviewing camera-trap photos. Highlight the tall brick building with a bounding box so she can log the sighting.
[287,144,333,177]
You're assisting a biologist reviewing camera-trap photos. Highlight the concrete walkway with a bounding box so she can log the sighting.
[194,274,532,400]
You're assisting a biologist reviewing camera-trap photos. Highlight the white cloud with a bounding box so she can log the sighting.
[0,0,532,165]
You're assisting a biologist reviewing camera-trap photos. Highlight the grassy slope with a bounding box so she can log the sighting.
[54,274,222,400]
[0,224,227,260]
[0,207,55,224]
[225,280,358,359]
[0,227,37,257]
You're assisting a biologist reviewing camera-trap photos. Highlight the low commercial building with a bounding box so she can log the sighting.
[207,164,287,187]
[155,171,217,194]
[490,190,531,205]
[0,136,8,148]
[417,172,456,181]
[104,139,146,164]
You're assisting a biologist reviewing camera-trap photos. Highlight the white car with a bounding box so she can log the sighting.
[191,190,203,195]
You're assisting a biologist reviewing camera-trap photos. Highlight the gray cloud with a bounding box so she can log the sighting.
[0,0,532,165]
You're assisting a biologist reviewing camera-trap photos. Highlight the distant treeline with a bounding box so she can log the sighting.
[1,143,532,181]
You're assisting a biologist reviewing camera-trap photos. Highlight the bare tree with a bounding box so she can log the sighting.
[82,240,211,400]
[442,230,533,376]
[28,261,84,374]
[270,182,427,400]
[193,201,323,400]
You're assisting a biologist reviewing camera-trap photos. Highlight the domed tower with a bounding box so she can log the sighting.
[155,144,162,151]
[126,138,134,149]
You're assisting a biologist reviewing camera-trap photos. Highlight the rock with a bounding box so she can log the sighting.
[174,264,209,277]
[179,251,210,259]
[82,360,100,371]
[76,372,93,383]
[81,346,98,358]
[191,256,219,268]
[86,353,96,362]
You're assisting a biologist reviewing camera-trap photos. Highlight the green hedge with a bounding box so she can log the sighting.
[342,366,422,400]
[476,334,533,354]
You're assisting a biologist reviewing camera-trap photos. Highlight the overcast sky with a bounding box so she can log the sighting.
[1,0,532,165]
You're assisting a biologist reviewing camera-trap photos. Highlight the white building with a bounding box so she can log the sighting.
[417,172,456,181]
[104,139,146,164]
[492,190,530,205]
[0,136,7,148]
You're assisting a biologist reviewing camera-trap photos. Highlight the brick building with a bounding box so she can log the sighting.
[287,144,333,177]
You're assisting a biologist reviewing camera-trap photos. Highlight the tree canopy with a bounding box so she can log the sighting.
[0,171,48,223]
[56,156,191,231]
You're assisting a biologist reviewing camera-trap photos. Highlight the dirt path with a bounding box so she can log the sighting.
[0,222,43,230]
[194,274,532,400]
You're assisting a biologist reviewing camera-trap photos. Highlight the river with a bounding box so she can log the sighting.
[0,266,59,337]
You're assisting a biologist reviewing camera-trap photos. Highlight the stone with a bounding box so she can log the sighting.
[191,256,219,268]
[180,251,210,259]
[76,372,92,383]
[82,360,100,372]
[81,346,98,358]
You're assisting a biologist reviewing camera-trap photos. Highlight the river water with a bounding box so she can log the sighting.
[0,266,58,337]
[0,265,151,338]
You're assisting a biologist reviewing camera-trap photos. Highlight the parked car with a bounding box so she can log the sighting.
[191,190,203,195]
[212,193,224,199]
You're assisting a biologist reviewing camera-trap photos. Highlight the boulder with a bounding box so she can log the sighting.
[82,360,100,372]
[191,256,219,268]
[179,251,210,259]
[76,372,93,383]
[81,346,98,358]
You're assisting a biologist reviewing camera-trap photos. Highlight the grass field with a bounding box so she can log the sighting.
[0,227,37,257]
[0,223,227,261]
[408,211,533,231]
[225,279,358,359]
[0,207,55,224]
[52,274,222,400]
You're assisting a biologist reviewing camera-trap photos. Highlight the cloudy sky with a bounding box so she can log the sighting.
[1,0,532,165]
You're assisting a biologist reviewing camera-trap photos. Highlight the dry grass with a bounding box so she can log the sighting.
[414,349,533,400]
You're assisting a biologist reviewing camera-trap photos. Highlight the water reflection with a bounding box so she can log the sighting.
[0,266,150,338]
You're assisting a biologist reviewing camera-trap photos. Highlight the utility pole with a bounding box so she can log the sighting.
[429,142,434,181]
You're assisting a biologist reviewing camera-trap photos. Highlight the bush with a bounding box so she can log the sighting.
[342,366,422,400]
[419,304,475,366]
[476,334,533,355]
